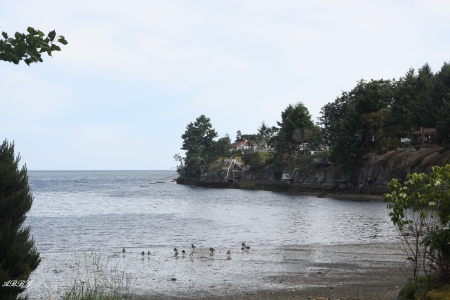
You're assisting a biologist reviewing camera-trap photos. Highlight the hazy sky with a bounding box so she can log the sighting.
[1,0,449,170]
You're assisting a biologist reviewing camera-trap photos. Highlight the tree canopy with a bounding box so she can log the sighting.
[272,102,316,157]
[0,27,67,65]
[320,79,396,175]
[178,115,230,179]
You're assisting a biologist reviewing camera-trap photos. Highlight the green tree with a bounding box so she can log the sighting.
[235,130,242,142]
[0,141,40,300]
[434,62,450,150]
[242,152,264,171]
[364,108,395,152]
[179,115,229,179]
[0,27,67,65]
[414,63,436,128]
[256,121,278,150]
[320,79,394,176]
[274,102,314,157]
[211,134,231,159]
[383,165,450,297]
[1,27,66,300]
[391,68,417,137]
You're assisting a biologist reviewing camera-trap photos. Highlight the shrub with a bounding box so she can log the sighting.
[384,165,450,299]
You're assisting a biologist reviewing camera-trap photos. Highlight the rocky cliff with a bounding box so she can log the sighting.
[178,147,450,196]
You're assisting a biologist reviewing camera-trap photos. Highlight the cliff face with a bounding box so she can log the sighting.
[242,148,450,195]
[180,148,450,196]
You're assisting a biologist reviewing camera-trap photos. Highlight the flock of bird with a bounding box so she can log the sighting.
[120,242,251,257]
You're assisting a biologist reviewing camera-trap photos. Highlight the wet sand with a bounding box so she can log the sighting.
[27,243,408,300]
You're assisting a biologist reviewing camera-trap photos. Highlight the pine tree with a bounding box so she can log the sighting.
[0,140,40,300]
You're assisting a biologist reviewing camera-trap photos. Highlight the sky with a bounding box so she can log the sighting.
[1,0,450,170]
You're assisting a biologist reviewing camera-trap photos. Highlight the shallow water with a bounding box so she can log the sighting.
[22,170,400,298]
[25,170,397,253]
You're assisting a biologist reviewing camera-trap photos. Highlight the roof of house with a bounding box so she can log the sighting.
[413,128,437,135]
[230,140,248,148]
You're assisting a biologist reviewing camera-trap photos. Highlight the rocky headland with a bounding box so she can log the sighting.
[177,147,450,198]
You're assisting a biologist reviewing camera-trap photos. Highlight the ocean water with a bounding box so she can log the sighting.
[25,170,398,252]
[22,170,401,299]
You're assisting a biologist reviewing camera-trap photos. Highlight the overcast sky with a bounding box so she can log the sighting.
[1,0,449,170]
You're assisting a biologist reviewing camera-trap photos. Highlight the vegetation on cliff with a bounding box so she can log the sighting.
[175,61,450,182]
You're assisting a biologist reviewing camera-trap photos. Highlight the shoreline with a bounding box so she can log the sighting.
[131,243,407,300]
[176,179,384,202]
[26,243,408,300]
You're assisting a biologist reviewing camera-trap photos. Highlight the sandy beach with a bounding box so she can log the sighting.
[27,242,408,300]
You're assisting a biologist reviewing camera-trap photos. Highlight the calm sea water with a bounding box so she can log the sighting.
[25,170,398,253]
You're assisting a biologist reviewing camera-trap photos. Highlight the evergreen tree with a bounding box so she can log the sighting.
[434,62,450,150]
[274,102,314,157]
[414,63,435,128]
[391,68,417,136]
[319,79,395,176]
[0,140,40,300]
[179,115,229,179]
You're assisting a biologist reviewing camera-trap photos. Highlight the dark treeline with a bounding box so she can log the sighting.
[176,61,450,180]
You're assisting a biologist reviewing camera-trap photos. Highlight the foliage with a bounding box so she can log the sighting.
[273,102,315,157]
[177,115,230,179]
[435,63,450,151]
[237,122,278,151]
[320,79,395,176]
[0,27,67,65]
[242,152,265,171]
[383,165,450,298]
[0,140,41,300]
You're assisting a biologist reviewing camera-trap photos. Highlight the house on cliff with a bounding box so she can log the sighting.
[230,140,249,152]
[412,127,437,144]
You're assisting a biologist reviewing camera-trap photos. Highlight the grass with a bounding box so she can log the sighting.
[398,276,450,300]
[425,285,450,300]
[59,252,134,300]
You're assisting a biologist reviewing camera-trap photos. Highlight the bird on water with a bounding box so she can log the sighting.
[141,251,145,256]
[122,248,126,254]
[147,251,151,255]
[191,244,196,249]
[242,242,250,250]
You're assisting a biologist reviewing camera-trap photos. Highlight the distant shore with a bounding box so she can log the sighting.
[177,178,385,201]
